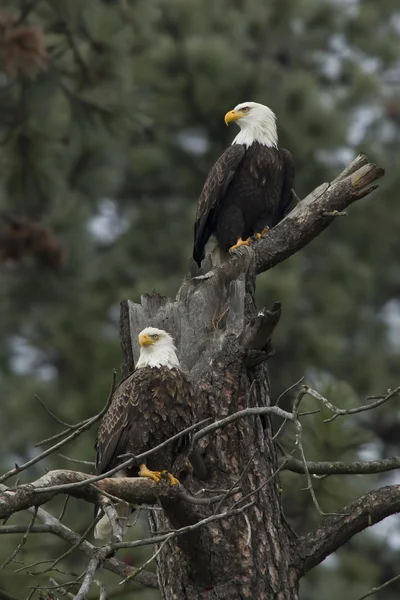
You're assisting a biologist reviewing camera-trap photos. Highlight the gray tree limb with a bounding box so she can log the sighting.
[297,484,400,576]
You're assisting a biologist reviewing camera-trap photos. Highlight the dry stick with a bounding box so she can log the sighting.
[26,517,101,576]
[33,417,212,493]
[59,495,70,522]
[0,372,116,485]
[94,581,108,600]
[304,385,400,423]
[292,388,343,516]
[192,405,293,446]
[102,503,124,543]
[275,376,305,407]
[280,455,400,476]
[230,456,291,511]
[35,423,91,448]
[358,572,400,600]
[113,501,255,551]
[48,578,75,599]
[0,525,53,535]
[120,536,170,586]
[59,454,96,467]
[1,507,38,570]
[289,384,400,515]
[74,557,100,600]
[213,452,256,515]
[35,395,77,429]
[23,503,158,589]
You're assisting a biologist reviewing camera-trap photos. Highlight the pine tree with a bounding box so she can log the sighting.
[0,1,399,598]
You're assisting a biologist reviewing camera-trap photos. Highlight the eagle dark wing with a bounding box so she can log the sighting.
[193,144,245,266]
[95,375,135,476]
[279,148,297,218]
[95,366,196,477]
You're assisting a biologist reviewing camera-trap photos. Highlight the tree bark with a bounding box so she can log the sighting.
[121,279,299,599]
[118,154,384,599]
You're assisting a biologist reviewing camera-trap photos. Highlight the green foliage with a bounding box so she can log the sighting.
[0,0,399,598]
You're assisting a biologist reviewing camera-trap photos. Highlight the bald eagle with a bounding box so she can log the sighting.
[94,327,196,540]
[193,102,296,267]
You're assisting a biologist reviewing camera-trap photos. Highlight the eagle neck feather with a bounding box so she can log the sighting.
[136,345,180,370]
[232,119,278,149]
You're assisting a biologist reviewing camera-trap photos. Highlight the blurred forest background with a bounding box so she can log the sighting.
[0,0,399,598]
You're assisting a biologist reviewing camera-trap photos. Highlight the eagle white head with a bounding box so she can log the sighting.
[224,101,278,149]
[135,327,180,369]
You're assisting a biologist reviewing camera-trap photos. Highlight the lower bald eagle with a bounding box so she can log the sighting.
[193,101,296,267]
[94,327,196,540]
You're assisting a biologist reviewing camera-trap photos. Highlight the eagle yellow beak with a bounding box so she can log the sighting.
[139,332,153,347]
[224,109,242,126]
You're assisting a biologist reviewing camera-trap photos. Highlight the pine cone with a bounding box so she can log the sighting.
[0,18,49,79]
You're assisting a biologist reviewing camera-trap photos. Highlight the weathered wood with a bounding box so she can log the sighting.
[119,154,385,600]
[123,280,298,599]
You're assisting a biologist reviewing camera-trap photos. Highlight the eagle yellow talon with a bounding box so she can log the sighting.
[167,473,180,486]
[230,237,252,251]
[255,226,270,239]
[139,463,162,484]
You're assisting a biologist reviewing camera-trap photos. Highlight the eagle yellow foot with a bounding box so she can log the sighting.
[255,226,270,240]
[139,463,162,484]
[167,473,180,486]
[161,470,180,486]
[230,237,253,251]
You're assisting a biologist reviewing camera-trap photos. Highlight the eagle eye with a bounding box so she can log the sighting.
[241,106,250,113]
[151,334,159,340]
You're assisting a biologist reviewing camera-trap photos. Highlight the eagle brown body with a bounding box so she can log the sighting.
[193,101,296,267]
[95,365,196,479]
[94,327,197,540]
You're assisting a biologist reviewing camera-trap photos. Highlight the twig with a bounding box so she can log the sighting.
[280,455,400,476]
[59,454,96,467]
[114,501,255,551]
[275,376,305,406]
[192,405,293,446]
[297,483,400,576]
[102,503,124,543]
[48,578,75,599]
[213,452,256,514]
[94,581,108,600]
[74,557,100,600]
[1,507,38,569]
[297,385,400,423]
[120,537,170,586]
[59,495,70,522]
[0,372,116,485]
[35,395,76,429]
[24,517,101,576]
[358,572,400,600]
[0,525,53,535]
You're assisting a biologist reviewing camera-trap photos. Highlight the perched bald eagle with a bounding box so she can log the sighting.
[193,102,296,267]
[94,327,196,540]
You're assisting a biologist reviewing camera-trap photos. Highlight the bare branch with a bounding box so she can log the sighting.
[48,578,75,599]
[297,484,400,576]
[0,525,53,534]
[102,503,124,543]
[74,557,100,600]
[192,405,293,446]
[252,154,384,274]
[1,507,38,569]
[281,455,400,476]
[114,501,255,551]
[358,572,400,600]
[0,371,116,485]
[26,503,158,589]
[300,385,400,423]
